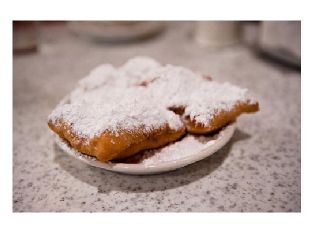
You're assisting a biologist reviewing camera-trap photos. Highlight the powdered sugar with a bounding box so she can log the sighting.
[146,64,256,125]
[141,135,208,165]
[78,64,117,90]
[48,56,256,139]
[49,87,183,138]
[183,82,255,125]
[78,56,161,90]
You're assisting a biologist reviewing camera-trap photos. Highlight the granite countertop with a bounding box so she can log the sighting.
[13,22,300,212]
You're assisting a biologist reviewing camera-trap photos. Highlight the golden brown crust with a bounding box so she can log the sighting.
[48,120,185,161]
[184,102,259,134]
[48,101,258,161]
[48,58,260,163]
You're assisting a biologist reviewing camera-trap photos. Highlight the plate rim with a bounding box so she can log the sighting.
[54,122,236,175]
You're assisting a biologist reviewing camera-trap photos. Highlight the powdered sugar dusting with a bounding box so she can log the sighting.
[78,56,161,90]
[49,87,183,138]
[145,65,256,125]
[79,64,117,90]
[48,56,257,139]
[141,135,208,165]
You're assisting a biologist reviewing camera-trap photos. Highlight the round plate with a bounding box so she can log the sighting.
[54,122,236,175]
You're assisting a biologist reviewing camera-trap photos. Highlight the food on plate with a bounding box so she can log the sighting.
[48,57,259,162]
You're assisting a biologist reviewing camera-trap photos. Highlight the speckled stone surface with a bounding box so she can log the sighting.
[13,22,300,212]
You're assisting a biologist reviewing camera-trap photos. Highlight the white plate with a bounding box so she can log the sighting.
[54,122,236,175]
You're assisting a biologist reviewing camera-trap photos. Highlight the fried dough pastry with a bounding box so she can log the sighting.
[48,87,185,161]
[145,64,259,134]
[48,56,259,162]
[48,119,185,162]
[183,102,259,134]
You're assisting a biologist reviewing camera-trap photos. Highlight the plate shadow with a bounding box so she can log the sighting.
[53,129,250,194]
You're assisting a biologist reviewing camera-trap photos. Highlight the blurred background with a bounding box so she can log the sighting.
[13,21,301,70]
